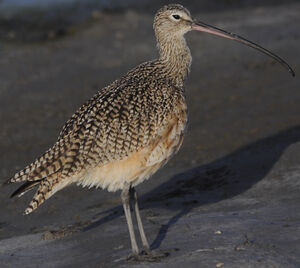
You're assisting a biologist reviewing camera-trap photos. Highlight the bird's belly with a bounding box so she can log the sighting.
[77,105,187,192]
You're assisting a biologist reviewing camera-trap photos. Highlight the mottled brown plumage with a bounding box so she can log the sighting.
[7,5,191,218]
[6,3,294,260]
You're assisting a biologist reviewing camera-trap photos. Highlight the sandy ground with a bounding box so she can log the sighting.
[0,2,300,267]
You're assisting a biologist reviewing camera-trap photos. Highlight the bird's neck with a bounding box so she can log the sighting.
[158,35,192,88]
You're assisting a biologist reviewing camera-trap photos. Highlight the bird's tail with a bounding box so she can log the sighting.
[4,135,76,185]
[8,171,64,215]
[10,180,41,198]
[4,136,80,214]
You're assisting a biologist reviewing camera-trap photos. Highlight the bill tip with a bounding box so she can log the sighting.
[288,67,295,77]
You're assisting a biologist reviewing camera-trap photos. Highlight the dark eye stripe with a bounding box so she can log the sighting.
[172,14,180,20]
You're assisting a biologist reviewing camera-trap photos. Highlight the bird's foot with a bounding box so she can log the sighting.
[127,249,169,262]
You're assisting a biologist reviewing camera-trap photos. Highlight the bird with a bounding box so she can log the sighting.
[4,3,294,261]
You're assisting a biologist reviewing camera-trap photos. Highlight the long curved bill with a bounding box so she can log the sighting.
[192,21,295,77]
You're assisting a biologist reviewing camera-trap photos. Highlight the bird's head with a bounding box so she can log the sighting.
[154,4,294,76]
[154,4,193,38]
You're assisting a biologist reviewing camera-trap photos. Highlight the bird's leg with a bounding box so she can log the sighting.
[130,187,150,252]
[121,184,139,257]
[130,186,169,261]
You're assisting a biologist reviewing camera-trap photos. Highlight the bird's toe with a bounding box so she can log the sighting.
[127,249,169,262]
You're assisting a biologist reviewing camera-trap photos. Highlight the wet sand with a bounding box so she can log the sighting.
[0,2,300,267]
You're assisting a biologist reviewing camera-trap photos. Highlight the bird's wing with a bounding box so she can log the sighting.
[6,80,121,185]
[7,74,182,185]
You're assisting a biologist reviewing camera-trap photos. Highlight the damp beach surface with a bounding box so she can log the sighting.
[0,1,300,267]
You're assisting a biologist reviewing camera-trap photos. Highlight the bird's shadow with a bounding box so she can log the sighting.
[83,125,300,250]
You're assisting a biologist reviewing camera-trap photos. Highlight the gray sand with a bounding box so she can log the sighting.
[0,2,300,267]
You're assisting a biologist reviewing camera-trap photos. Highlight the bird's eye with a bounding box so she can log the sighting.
[172,14,180,20]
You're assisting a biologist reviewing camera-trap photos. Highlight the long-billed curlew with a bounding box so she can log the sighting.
[5,4,294,261]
